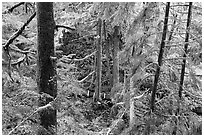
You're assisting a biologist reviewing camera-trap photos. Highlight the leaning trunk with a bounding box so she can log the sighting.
[173,2,192,135]
[178,2,192,98]
[150,2,170,112]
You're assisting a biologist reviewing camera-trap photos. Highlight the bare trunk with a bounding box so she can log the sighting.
[112,26,120,86]
[178,2,192,98]
[94,18,102,101]
[173,2,192,135]
[103,20,112,89]
[150,2,170,112]
[37,2,57,134]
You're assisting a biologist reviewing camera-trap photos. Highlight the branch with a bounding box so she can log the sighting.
[164,57,190,61]
[55,24,76,31]
[9,45,32,54]
[3,2,25,14]
[60,51,96,62]
[8,110,36,135]
[132,89,149,100]
[78,71,95,83]
[8,101,55,135]
[3,12,36,50]
[170,4,190,7]
[11,55,26,66]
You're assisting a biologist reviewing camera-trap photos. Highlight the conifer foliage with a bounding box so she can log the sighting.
[2,2,202,135]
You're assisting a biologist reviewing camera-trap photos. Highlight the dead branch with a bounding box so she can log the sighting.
[8,101,55,135]
[61,51,96,62]
[3,12,36,50]
[78,71,95,83]
[55,24,76,31]
[11,55,26,66]
[170,4,190,7]
[3,2,25,14]
[9,45,32,54]
[164,57,190,61]
[132,89,149,100]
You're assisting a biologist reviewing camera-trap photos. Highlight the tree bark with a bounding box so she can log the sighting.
[112,26,120,86]
[37,2,57,134]
[103,20,111,85]
[150,2,170,112]
[178,2,192,98]
[94,18,102,101]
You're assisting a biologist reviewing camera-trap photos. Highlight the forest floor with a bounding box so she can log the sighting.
[57,95,115,135]
[2,73,202,135]
[2,74,128,135]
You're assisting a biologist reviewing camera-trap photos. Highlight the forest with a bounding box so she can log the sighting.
[1,2,202,135]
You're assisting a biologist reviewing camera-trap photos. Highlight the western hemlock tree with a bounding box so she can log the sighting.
[36,2,57,135]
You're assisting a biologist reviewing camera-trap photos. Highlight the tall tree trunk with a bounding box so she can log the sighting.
[37,2,57,134]
[103,20,111,86]
[107,34,114,87]
[150,2,170,112]
[173,3,192,134]
[178,2,192,98]
[94,18,102,101]
[112,26,120,86]
[110,26,120,99]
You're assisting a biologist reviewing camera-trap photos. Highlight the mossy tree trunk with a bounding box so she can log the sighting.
[36,2,57,135]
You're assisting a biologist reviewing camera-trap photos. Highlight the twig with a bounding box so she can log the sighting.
[3,2,25,14]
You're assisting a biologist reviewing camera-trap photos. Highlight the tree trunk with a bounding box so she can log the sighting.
[124,69,131,109]
[103,20,111,86]
[150,2,170,112]
[178,2,192,98]
[37,2,57,135]
[94,18,102,101]
[112,26,120,86]
[173,3,192,134]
